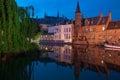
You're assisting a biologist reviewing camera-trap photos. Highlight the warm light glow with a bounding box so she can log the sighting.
[102,26,105,31]
[109,54,112,57]
[101,60,104,64]
[45,47,48,50]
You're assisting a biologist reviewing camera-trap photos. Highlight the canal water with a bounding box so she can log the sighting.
[0,44,120,80]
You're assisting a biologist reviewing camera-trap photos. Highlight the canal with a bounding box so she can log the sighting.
[0,44,120,80]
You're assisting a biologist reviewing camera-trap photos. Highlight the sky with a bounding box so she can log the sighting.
[15,0,120,20]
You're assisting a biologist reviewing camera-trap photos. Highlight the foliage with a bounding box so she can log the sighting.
[0,0,37,53]
[33,32,42,40]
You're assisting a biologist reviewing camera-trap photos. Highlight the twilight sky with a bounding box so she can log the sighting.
[15,0,120,20]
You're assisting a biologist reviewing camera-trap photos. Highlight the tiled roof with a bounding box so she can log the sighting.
[82,16,100,26]
[99,16,109,25]
[88,16,100,25]
[107,21,120,30]
[82,16,108,26]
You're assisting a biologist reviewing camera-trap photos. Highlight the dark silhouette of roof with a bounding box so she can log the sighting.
[76,2,80,13]
[99,16,109,25]
[107,21,120,30]
[34,15,69,26]
[87,16,100,25]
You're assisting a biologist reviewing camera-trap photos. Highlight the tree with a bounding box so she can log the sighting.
[0,0,37,53]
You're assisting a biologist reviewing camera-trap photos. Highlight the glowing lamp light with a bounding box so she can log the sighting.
[102,27,105,31]
[101,60,104,64]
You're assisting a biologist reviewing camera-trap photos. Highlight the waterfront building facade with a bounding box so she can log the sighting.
[40,2,120,45]
[40,24,74,43]
[54,24,74,43]
[73,2,120,45]
[106,21,120,45]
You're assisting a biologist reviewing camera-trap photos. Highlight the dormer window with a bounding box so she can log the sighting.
[102,18,105,23]
[91,20,93,24]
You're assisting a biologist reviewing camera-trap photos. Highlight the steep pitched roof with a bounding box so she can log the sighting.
[99,16,109,25]
[82,16,109,26]
[107,21,120,30]
[83,16,100,26]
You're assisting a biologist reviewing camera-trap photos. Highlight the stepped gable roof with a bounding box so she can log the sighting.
[99,16,109,25]
[107,21,120,30]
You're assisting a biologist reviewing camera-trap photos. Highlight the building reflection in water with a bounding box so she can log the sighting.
[39,44,120,80]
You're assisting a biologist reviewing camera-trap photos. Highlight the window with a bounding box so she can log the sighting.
[90,28,93,32]
[69,28,71,32]
[108,36,112,40]
[66,28,68,32]
[86,28,88,32]
[59,29,61,32]
[102,26,105,31]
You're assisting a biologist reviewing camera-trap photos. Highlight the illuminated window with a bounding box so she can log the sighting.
[86,28,88,32]
[90,28,93,32]
[108,36,112,40]
[102,26,105,31]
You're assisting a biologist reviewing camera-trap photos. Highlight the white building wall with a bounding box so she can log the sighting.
[63,24,73,43]
[48,26,55,33]
[54,24,73,43]
[54,25,64,41]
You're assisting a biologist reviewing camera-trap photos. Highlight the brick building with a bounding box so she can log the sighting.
[73,2,120,45]
[106,21,120,45]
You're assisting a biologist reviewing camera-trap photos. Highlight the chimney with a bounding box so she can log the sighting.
[100,12,103,17]
[108,11,112,21]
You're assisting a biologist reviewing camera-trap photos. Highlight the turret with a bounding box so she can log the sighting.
[75,2,82,37]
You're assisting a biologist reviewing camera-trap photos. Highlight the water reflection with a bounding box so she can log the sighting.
[0,45,120,80]
[39,45,120,80]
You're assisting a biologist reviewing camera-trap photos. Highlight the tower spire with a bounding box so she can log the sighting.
[76,2,80,13]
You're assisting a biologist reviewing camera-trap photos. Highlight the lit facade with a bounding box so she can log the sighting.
[73,2,120,45]
[40,24,74,43]
[54,24,73,43]
[40,2,120,45]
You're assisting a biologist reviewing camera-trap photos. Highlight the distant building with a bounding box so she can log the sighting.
[34,12,70,33]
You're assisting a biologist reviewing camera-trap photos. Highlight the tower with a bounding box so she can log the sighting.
[75,2,82,38]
